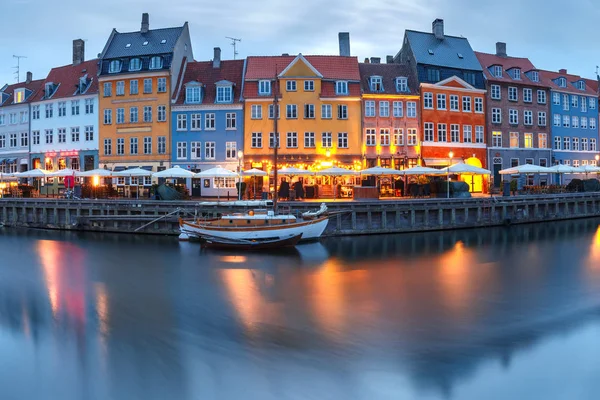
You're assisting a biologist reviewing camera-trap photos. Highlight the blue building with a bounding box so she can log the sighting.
[541,69,599,180]
[171,48,245,197]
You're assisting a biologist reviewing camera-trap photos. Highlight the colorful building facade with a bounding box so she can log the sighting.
[359,60,420,169]
[476,43,551,187]
[171,49,245,197]
[98,13,193,176]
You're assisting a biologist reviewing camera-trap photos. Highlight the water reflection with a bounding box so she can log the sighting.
[0,219,599,399]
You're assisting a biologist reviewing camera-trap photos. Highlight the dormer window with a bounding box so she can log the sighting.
[79,75,89,94]
[370,76,383,92]
[14,88,25,104]
[216,85,233,103]
[109,60,122,73]
[513,68,521,80]
[160,39,167,44]
[129,58,142,71]
[577,81,586,91]
[396,77,408,92]
[258,80,271,95]
[44,82,55,99]
[530,71,539,82]
[492,65,503,78]
[149,56,163,70]
[558,77,567,88]
[185,84,202,104]
[336,81,349,95]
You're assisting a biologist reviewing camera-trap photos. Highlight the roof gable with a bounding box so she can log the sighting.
[32,59,99,102]
[406,30,482,71]
[102,26,184,59]
[245,55,360,81]
[433,76,476,90]
[279,54,323,78]
[174,59,245,105]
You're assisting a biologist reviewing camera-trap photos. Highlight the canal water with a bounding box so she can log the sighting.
[1,220,600,400]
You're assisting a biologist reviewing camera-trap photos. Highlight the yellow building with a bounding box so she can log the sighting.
[97,13,193,173]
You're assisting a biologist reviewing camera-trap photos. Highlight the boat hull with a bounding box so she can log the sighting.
[203,234,303,251]
[180,217,329,241]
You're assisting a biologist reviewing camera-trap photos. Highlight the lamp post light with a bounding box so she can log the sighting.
[596,154,599,165]
[447,151,454,199]
[237,150,244,200]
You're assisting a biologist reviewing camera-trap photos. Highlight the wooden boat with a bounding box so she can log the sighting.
[202,233,303,251]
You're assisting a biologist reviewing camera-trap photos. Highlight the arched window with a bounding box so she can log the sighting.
[129,58,142,71]
[149,56,163,70]
[109,60,122,73]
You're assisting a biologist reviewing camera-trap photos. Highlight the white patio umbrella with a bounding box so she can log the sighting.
[499,164,554,175]
[242,168,268,200]
[361,166,404,176]
[0,172,15,180]
[77,168,113,177]
[113,168,153,199]
[316,167,359,176]
[401,166,447,175]
[152,165,195,179]
[195,166,238,201]
[48,168,77,177]
[273,167,315,176]
[440,163,491,175]
[16,168,49,178]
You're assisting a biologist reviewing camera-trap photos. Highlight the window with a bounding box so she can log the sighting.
[109,60,122,73]
[563,94,569,111]
[45,129,53,144]
[380,129,390,146]
[149,56,163,70]
[436,94,446,110]
[592,118,598,129]
[554,114,561,127]
[582,117,588,129]
[379,101,390,117]
[538,112,547,126]
[45,104,53,118]
[475,98,483,113]
[130,107,138,123]
[563,115,570,128]
[103,82,112,97]
[463,125,472,143]
[554,136,561,150]
[407,101,416,117]
[71,100,80,116]
[32,131,40,145]
[129,58,142,71]
[205,113,216,129]
[591,139,597,151]
[9,113,16,124]
[437,124,447,142]
[259,80,271,95]
[130,138,138,155]
[104,139,112,155]
[475,126,484,143]
[143,106,152,123]
[572,95,579,108]
[9,133,17,147]
[590,97,596,109]
[492,65,503,78]
[177,114,187,130]
[191,141,202,159]
[157,105,166,122]
[252,132,262,148]
[510,132,519,148]
[32,105,40,120]
[492,108,502,124]
[553,92,560,105]
[564,137,571,150]
[103,109,112,124]
[394,77,407,92]
[366,129,376,146]
[337,105,348,119]
[158,137,166,154]
[572,116,579,128]
[216,86,232,102]
[115,81,125,96]
[304,80,314,91]
[322,132,332,148]
[492,131,502,147]
[394,129,404,146]
[304,104,315,119]
[144,78,152,94]
[225,142,237,159]
[582,138,588,151]
[13,88,25,104]
[286,104,298,119]
[491,85,501,100]
[509,109,518,125]
[424,92,433,109]
[251,104,262,119]
[424,123,434,141]
[573,137,580,151]
[268,104,280,119]
[537,90,546,104]
[304,132,315,148]
[450,124,460,142]
[338,132,348,148]
[144,137,152,154]
[286,132,298,148]
[57,101,66,117]
[85,99,94,114]
[20,132,28,147]
[116,108,125,124]
[558,77,567,87]
[191,113,201,130]
[450,95,459,111]
[365,101,375,117]
[177,142,187,159]
[269,133,280,148]
[524,133,533,148]
[85,126,93,141]
[335,81,348,95]
[157,78,167,93]
[283,80,296,92]
[462,96,472,112]
[427,68,440,82]
[129,79,139,95]
[523,88,532,103]
[524,110,533,126]
[321,104,332,119]
[582,97,587,112]
[513,69,521,80]
[508,87,518,101]
[393,101,403,117]
[0,134,4,149]
[186,86,201,103]
[407,129,417,146]
[226,113,236,129]
[531,71,539,82]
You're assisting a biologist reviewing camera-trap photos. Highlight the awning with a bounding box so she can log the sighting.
[0,159,5,164]
[20,158,28,165]
[423,158,453,167]
[6,158,17,164]
[141,166,153,171]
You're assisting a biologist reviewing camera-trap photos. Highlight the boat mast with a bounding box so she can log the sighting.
[273,67,279,211]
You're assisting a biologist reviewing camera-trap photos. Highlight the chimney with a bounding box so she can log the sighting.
[432,18,444,40]
[141,13,149,33]
[559,68,567,74]
[339,32,350,57]
[370,57,381,64]
[386,55,394,64]
[73,39,85,66]
[364,58,370,64]
[26,72,32,84]
[213,47,221,69]
[496,42,507,57]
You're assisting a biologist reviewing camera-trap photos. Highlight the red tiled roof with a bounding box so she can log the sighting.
[173,59,245,105]
[0,79,44,107]
[245,55,360,81]
[358,63,418,95]
[32,59,99,102]
[584,77,599,96]
[474,51,545,87]
[539,69,597,95]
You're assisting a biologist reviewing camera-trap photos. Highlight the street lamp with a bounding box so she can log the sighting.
[447,151,454,199]
[237,150,243,200]
[596,154,599,166]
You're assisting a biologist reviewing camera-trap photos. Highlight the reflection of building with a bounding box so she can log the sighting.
[171,49,245,197]
[396,19,487,192]
[359,59,420,169]
[0,73,43,173]
[98,13,193,173]
[30,39,99,177]
[476,44,552,187]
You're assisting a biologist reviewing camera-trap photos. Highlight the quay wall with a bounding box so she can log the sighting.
[2,194,600,237]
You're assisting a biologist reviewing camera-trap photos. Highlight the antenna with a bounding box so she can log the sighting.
[13,55,27,82]
[226,36,242,60]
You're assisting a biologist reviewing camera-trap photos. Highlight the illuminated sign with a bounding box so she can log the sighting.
[45,151,79,157]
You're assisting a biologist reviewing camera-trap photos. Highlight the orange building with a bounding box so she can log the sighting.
[97,13,193,173]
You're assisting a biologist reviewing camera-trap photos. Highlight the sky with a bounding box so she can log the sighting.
[1,0,600,86]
